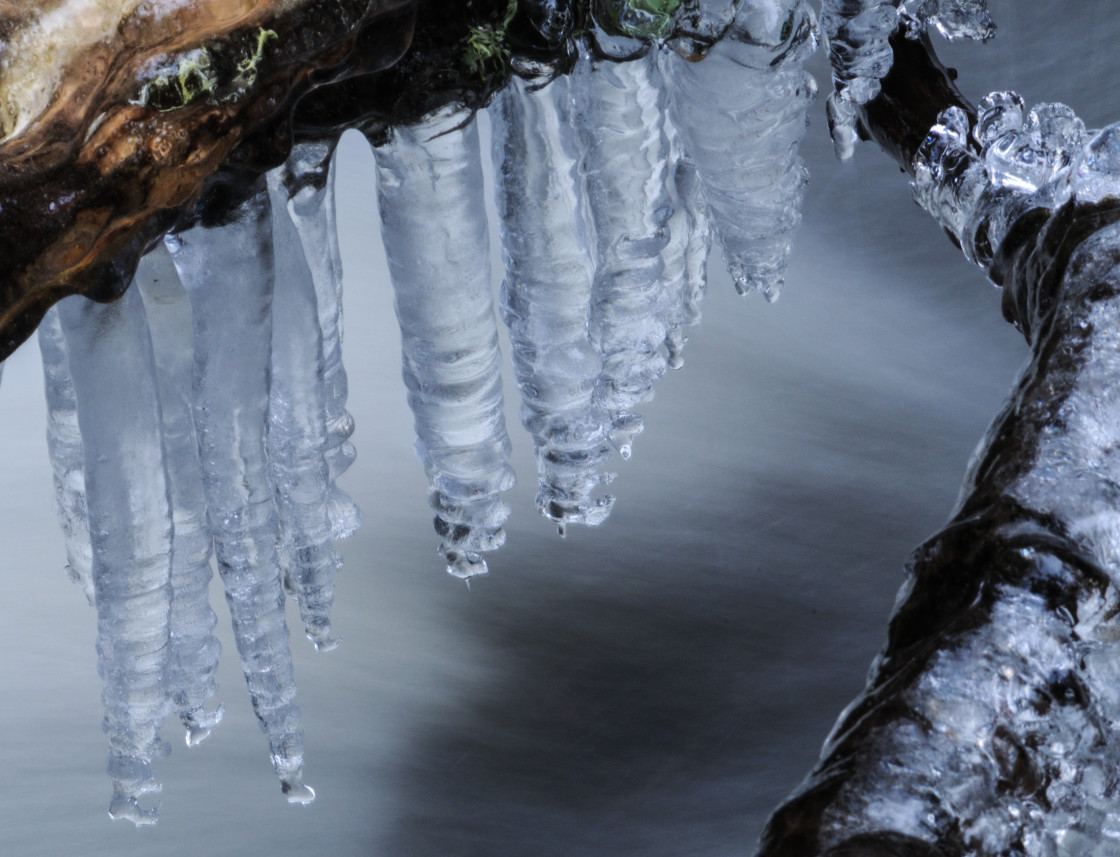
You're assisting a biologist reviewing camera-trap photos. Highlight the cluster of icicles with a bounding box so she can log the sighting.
[10,0,819,824]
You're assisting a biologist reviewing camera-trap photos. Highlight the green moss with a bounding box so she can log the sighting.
[461,0,517,81]
[140,49,218,112]
[234,28,279,89]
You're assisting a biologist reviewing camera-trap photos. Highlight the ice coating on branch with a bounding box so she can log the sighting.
[37,306,94,603]
[758,216,1120,857]
[898,0,995,43]
[134,245,225,747]
[819,0,898,159]
[57,289,173,826]
[573,47,672,458]
[280,141,363,543]
[372,106,514,579]
[820,0,994,159]
[910,95,1094,276]
[490,73,616,529]
[267,167,343,652]
[166,181,312,804]
[662,0,816,300]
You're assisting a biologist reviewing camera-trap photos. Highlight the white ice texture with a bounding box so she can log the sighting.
[25,0,822,819]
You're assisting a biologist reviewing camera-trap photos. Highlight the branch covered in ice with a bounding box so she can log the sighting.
[757,28,1120,857]
[821,0,993,159]
[758,206,1120,857]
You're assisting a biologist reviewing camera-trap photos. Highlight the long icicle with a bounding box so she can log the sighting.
[662,0,817,300]
[57,288,173,826]
[37,305,95,603]
[166,177,313,804]
[573,45,673,460]
[657,100,712,370]
[134,244,224,748]
[267,165,343,652]
[490,72,615,533]
[280,140,363,542]
[372,106,515,579]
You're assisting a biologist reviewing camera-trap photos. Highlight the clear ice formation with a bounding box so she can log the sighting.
[164,182,315,806]
[820,0,994,159]
[490,73,616,529]
[14,0,825,822]
[662,0,817,300]
[133,246,224,750]
[372,106,516,578]
[37,307,95,603]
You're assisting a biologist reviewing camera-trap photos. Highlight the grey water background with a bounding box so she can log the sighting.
[0,3,1115,854]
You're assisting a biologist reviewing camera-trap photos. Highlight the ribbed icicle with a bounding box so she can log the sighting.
[57,289,172,826]
[657,101,712,370]
[490,73,616,532]
[663,0,817,299]
[280,140,363,541]
[267,166,343,652]
[134,244,224,748]
[165,179,313,804]
[573,47,672,460]
[372,106,515,579]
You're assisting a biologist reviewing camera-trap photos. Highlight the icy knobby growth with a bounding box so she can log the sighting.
[898,0,995,43]
[819,0,898,159]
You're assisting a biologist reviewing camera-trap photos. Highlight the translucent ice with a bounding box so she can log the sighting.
[267,166,344,652]
[57,288,173,826]
[134,245,224,747]
[573,46,672,458]
[819,0,899,159]
[657,103,712,369]
[37,306,94,603]
[898,0,995,43]
[662,0,816,299]
[490,73,616,528]
[372,106,515,579]
[166,180,312,803]
[279,141,364,543]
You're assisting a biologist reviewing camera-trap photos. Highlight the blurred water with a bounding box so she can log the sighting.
[0,3,1115,854]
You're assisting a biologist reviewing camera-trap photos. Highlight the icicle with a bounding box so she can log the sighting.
[37,306,94,603]
[657,99,712,370]
[663,0,817,299]
[573,46,672,459]
[134,245,224,748]
[819,0,899,159]
[267,166,343,652]
[490,73,616,529]
[165,178,313,804]
[372,106,515,579]
[280,140,363,542]
[56,289,173,826]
